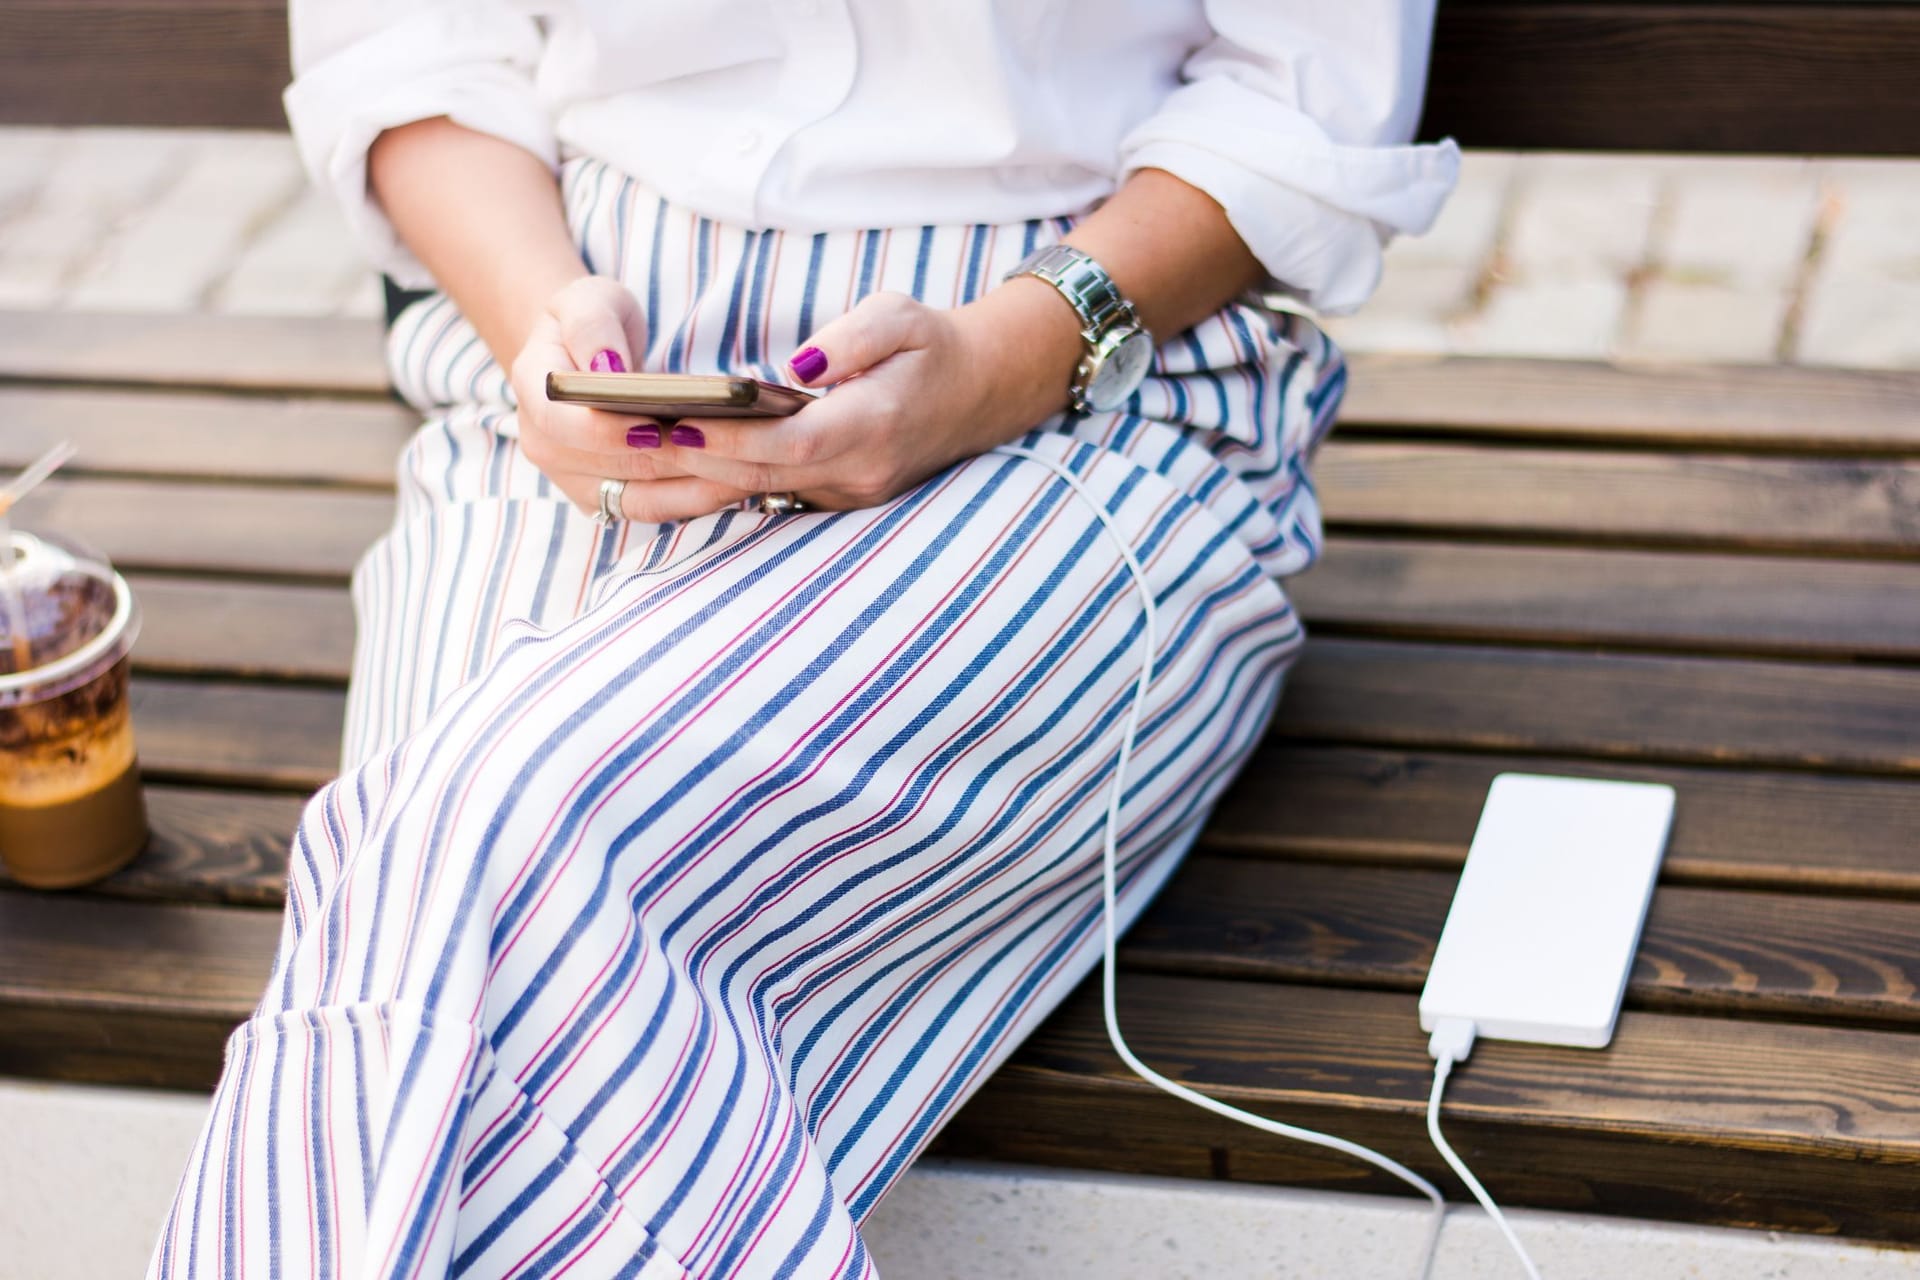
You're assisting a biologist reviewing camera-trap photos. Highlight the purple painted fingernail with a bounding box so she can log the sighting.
[590,349,626,374]
[626,425,662,448]
[790,346,828,382]
[669,425,706,448]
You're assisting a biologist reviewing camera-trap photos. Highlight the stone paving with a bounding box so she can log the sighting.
[1,126,1916,370]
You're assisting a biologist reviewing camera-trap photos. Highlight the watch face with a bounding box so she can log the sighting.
[1084,329,1155,412]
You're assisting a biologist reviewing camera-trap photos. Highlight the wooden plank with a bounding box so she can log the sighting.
[133,678,344,790]
[7,314,1917,470]
[8,310,1915,461]
[1293,537,1920,660]
[39,742,1918,913]
[1126,857,1920,1028]
[0,892,274,1090]
[1422,4,1920,155]
[110,540,1920,696]
[12,890,1920,1241]
[116,634,1920,804]
[1339,356,1920,454]
[936,980,1920,1240]
[0,785,299,908]
[1277,638,1920,775]
[0,891,270,1020]
[0,386,413,489]
[19,477,392,579]
[130,575,354,683]
[0,0,288,129]
[20,443,1920,598]
[0,312,390,395]
[10,2,1920,154]
[1314,442,1920,556]
[100,785,301,908]
[1205,745,1920,895]
[26,744,1920,917]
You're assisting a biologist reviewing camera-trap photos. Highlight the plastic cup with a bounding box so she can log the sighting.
[0,529,147,888]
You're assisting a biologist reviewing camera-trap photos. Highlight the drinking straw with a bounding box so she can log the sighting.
[0,441,77,517]
[0,441,78,669]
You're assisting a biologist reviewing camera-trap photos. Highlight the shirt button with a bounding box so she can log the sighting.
[733,128,761,155]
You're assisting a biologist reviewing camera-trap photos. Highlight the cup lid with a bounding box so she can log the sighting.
[0,529,140,707]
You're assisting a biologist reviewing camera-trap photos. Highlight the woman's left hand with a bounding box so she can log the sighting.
[656,286,1082,511]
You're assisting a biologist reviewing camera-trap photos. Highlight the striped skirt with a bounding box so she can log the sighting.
[149,157,1344,1280]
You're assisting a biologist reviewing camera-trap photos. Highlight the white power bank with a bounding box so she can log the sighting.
[1419,773,1676,1049]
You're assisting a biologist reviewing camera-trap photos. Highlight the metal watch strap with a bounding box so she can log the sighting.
[1010,243,1137,334]
[1005,244,1143,411]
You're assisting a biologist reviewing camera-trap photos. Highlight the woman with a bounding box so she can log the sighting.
[152,3,1456,1275]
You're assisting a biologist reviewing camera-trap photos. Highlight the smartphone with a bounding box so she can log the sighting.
[1418,773,1675,1049]
[545,371,814,417]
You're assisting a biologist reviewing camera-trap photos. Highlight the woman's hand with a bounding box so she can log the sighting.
[661,283,1084,512]
[508,276,757,522]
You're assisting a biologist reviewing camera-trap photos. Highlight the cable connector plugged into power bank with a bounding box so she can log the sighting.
[1427,1016,1476,1068]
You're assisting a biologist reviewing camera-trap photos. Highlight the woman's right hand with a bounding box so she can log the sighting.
[508,276,756,523]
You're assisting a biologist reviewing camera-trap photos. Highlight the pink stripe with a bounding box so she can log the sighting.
[687,1074,784,1269]
[754,480,1190,1034]
[534,472,1075,1192]
[500,1184,598,1278]
[482,511,885,987]
[697,1097,795,1278]
[380,1031,479,1280]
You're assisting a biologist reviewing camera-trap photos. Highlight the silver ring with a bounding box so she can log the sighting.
[757,491,807,516]
[594,477,626,525]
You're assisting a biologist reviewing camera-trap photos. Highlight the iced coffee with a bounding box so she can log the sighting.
[0,530,146,889]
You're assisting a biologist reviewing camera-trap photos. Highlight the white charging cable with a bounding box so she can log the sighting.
[992,445,1450,1280]
[1426,1019,1543,1278]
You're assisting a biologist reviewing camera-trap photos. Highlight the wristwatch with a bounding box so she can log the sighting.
[1006,244,1154,414]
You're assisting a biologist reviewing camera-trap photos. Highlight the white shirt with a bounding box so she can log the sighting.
[286,0,1460,315]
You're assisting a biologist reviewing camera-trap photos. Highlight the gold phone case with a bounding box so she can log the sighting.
[545,371,813,417]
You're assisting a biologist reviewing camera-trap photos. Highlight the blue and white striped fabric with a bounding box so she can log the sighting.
[150,157,1344,1280]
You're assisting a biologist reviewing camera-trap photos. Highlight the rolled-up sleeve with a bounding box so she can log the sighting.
[283,0,555,285]
[1119,0,1461,315]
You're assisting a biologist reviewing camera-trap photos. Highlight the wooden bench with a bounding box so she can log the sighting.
[5,0,1920,1249]
[6,0,1920,154]
[5,306,1920,1243]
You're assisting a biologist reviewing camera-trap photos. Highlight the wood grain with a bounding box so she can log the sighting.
[115,633,1920,800]
[0,891,272,1021]
[940,978,1920,1239]
[1276,638,1920,774]
[108,786,301,907]
[1293,537,1920,659]
[25,444,1920,613]
[21,477,392,579]
[31,742,1918,913]
[0,311,389,394]
[133,677,344,790]
[12,2,1920,154]
[0,892,275,1091]
[8,310,1916,468]
[1339,356,1920,454]
[113,539,1920,697]
[0,0,288,129]
[1126,857,1920,1027]
[0,385,413,489]
[0,786,300,908]
[129,575,355,683]
[1422,4,1920,155]
[12,890,1920,1241]
[1314,442,1920,556]
[1204,744,1920,894]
